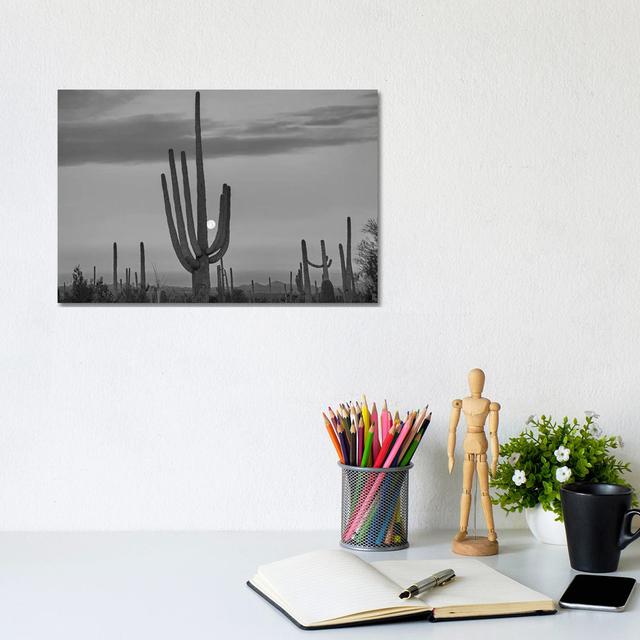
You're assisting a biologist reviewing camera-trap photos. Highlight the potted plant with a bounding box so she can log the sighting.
[490,412,634,545]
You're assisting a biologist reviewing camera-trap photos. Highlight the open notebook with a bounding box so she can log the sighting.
[248,550,555,629]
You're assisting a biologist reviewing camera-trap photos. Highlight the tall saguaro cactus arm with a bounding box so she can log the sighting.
[195,91,208,250]
[208,184,231,262]
[161,173,196,273]
[180,151,200,256]
[168,150,196,268]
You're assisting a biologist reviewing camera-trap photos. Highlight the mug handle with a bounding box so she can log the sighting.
[618,509,640,550]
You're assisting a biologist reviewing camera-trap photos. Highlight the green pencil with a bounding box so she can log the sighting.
[360,423,375,467]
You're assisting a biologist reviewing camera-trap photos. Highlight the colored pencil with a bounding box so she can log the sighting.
[356,416,364,465]
[360,423,375,468]
[335,422,350,464]
[396,407,427,464]
[361,395,370,433]
[371,402,380,459]
[340,406,353,463]
[373,422,397,467]
[323,412,344,463]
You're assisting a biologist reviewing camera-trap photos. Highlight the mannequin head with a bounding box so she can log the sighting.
[468,368,485,398]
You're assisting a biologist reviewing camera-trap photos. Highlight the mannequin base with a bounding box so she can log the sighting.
[452,535,499,556]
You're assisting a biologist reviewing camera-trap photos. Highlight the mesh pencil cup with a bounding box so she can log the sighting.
[339,463,413,551]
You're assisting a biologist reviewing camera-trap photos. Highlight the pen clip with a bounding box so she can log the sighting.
[437,572,456,587]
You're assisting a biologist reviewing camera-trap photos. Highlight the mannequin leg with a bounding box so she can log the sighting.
[477,454,497,542]
[454,454,475,541]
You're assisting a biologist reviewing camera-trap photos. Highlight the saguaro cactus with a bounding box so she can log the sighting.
[161,92,231,302]
[139,242,146,290]
[112,242,118,290]
[219,257,227,301]
[229,267,234,295]
[319,240,331,281]
[303,239,332,280]
[301,238,333,302]
[339,216,355,302]
[300,240,313,302]
[320,279,336,303]
[295,264,304,296]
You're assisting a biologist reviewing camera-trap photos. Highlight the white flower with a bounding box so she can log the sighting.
[556,466,572,482]
[554,446,570,462]
[508,452,521,465]
[525,415,536,426]
[585,411,600,419]
[512,470,526,486]
[588,423,603,438]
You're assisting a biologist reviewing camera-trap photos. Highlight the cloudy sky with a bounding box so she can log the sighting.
[58,90,378,288]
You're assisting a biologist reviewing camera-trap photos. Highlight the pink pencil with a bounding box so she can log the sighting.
[381,400,390,442]
[371,402,380,459]
[396,407,427,463]
[343,412,416,541]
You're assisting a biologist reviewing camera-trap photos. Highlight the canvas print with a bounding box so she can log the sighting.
[58,90,378,303]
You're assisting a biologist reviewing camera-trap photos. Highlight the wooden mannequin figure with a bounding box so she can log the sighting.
[448,368,500,556]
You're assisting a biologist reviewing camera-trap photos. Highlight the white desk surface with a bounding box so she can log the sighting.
[0,529,637,639]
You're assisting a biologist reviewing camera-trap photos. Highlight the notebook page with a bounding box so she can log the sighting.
[372,559,552,609]
[255,550,425,625]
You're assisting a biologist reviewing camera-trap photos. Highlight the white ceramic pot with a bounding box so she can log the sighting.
[524,504,567,545]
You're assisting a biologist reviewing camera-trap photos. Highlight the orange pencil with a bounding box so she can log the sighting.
[323,413,344,463]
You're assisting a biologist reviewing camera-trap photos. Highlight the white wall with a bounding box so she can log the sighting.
[1,1,639,531]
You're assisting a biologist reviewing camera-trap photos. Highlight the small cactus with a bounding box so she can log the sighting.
[320,279,336,303]
[295,263,304,295]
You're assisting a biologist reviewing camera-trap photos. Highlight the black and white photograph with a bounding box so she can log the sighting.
[58,90,379,303]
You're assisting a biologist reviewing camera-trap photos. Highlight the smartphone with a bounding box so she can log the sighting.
[559,574,636,612]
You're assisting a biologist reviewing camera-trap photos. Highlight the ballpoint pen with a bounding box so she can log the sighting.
[398,569,456,599]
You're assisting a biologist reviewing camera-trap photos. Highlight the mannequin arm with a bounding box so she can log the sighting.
[489,402,500,477]
[448,400,462,473]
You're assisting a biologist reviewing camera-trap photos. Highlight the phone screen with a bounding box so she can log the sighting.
[560,575,636,610]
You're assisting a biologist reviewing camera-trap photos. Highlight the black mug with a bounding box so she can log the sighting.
[560,483,640,572]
